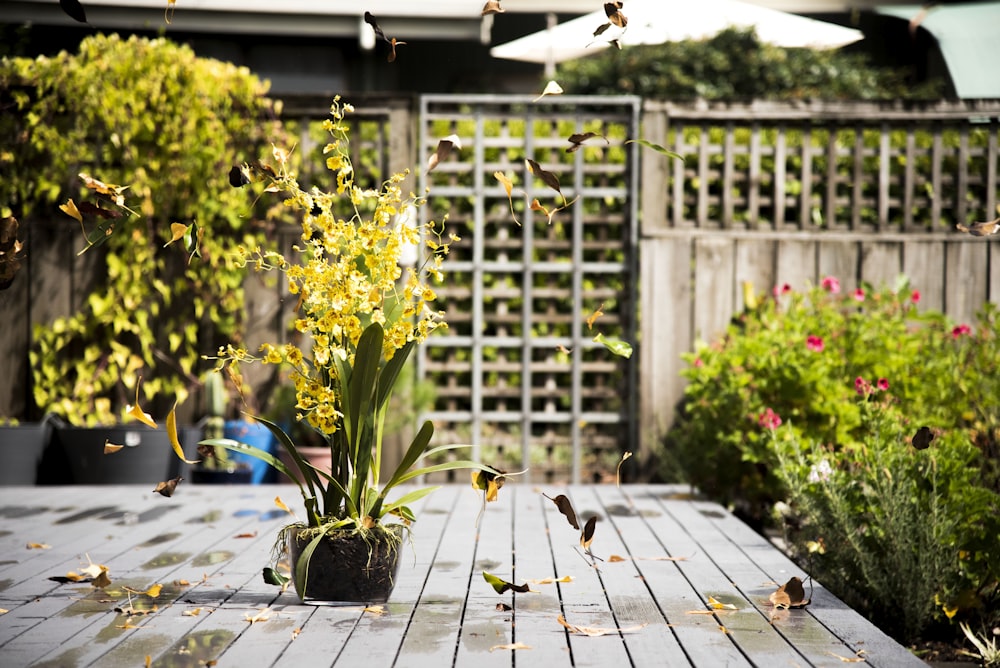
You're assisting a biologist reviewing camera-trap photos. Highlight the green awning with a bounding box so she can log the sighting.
[877,2,1000,99]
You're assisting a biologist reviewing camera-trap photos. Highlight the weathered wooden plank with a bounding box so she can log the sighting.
[722,122,736,229]
[902,240,946,312]
[638,237,692,472]
[640,105,669,235]
[510,485,574,666]
[749,122,762,228]
[800,125,814,230]
[944,241,989,324]
[816,240,857,286]
[878,123,891,230]
[859,241,902,288]
[991,241,1000,304]
[775,239,816,292]
[903,128,917,230]
[773,124,787,229]
[692,237,735,344]
[697,125,710,227]
[734,238,775,309]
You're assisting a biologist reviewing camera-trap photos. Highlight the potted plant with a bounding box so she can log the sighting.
[0,34,284,482]
[202,97,497,604]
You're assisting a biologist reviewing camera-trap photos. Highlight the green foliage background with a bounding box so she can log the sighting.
[556,27,945,101]
[0,33,285,424]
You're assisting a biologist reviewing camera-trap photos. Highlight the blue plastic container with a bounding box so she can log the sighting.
[223,419,276,484]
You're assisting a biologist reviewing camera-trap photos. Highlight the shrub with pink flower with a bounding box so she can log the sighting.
[757,407,782,430]
[853,288,865,302]
[820,276,841,293]
[952,324,971,338]
[806,335,824,352]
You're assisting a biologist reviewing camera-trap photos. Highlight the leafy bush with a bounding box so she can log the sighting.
[663,275,1000,642]
[0,33,286,423]
[556,27,945,101]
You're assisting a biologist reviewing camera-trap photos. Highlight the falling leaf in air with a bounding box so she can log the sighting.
[104,442,124,454]
[543,493,580,530]
[956,216,1000,237]
[580,516,598,551]
[525,159,565,202]
[557,614,646,637]
[167,404,200,464]
[274,496,297,519]
[153,477,183,498]
[482,1,505,15]
[769,576,810,609]
[533,80,563,102]
[427,134,461,173]
[566,132,609,153]
[364,12,407,62]
[60,0,87,23]
[92,566,112,589]
[616,451,632,487]
[483,571,534,595]
[494,171,521,225]
[164,0,176,24]
[472,468,508,503]
[79,173,129,206]
[228,164,251,188]
[26,542,51,550]
[77,201,123,220]
[593,332,633,358]
[60,199,84,224]
[79,554,105,579]
[125,377,158,429]
[164,223,188,247]
[586,303,605,330]
[263,567,290,587]
[911,425,935,450]
[605,2,628,28]
[625,139,685,162]
[490,642,532,652]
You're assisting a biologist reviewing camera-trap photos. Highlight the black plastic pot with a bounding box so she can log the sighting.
[0,419,52,485]
[189,467,253,484]
[53,424,178,484]
[288,524,405,605]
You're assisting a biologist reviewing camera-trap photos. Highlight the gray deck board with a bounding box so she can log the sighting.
[0,484,926,667]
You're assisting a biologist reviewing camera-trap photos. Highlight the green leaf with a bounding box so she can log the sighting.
[262,567,289,587]
[482,570,532,595]
[593,332,633,358]
[625,139,684,162]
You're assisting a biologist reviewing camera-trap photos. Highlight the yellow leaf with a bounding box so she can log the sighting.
[164,222,187,247]
[534,80,563,102]
[274,496,296,518]
[586,303,604,330]
[182,608,202,617]
[145,583,163,598]
[245,607,271,624]
[80,554,104,579]
[167,404,200,464]
[706,596,738,610]
[104,442,124,454]
[608,555,629,563]
[60,199,83,223]
[557,614,646,637]
[0,608,8,615]
[126,377,157,429]
[26,542,51,550]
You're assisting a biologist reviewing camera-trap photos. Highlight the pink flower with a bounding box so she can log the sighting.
[693,358,703,368]
[772,283,792,297]
[855,376,870,396]
[806,335,824,352]
[852,288,865,302]
[877,378,889,391]
[821,276,841,294]
[952,324,971,339]
[910,290,921,304]
[758,407,782,430]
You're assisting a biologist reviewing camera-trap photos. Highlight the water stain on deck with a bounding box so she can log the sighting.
[187,509,223,524]
[461,621,510,653]
[0,578,11,592]
[191,550,234,567]
[141,551,192,570]
[54,506,119,524]
[138,532,182,548]
[0,506,48,519]
[154,629,235,668]
[432,560,460,571]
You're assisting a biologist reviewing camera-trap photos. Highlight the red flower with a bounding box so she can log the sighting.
[877,378,889,391]
[758,407,782,430]
[806,335,824,352]
[910,290,921,304]
[855,376,870,396]
[852,288,865,302]
[772,283,792,297]
[952,324,971,339]
[820,276,841,294]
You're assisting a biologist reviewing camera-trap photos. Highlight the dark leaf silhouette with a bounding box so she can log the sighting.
[580,515,597,550]
[769,576,810,609]
[428,134,461,173]
[229,164,251,188]
[593,22,613,38]
[153,476,183,498]
[364,11,407,62]
[543,493,580,530]
[566,132,609,153]
[77,201,122,219]
[60,0,87,23]
[604,2,628,28]
[0,216,25,290]
[525,159,564,202]
[956,215,999,237]
[626,139,685,162]
[912,426,935,450]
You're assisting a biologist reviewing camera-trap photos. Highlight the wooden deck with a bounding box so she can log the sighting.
[0,484,924,667]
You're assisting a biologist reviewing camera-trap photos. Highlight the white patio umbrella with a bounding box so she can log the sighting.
[490,0,864,68]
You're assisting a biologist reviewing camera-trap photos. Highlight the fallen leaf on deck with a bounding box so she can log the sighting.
[363,605,386,616]
[173,579,190,586]
[0,608,8,615]
[92,568,112,589]
[496,602,512,611]
[26,542,51,550]
[123,583,163,598]
[719,625,730,634]
[182,608,202,617]
[636,555,689,562]
[707,596,738,610]
[769,577,810,609]
[526,575,574,585]
[234,531,258,538]
[557,614,647,637]
[116,621,144,630]
[245,607,271,624]
[490,642,532,652]
[826,650,868,663]
[608,554,629,562]
[291,627,302,640]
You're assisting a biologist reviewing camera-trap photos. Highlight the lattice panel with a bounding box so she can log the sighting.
[417,95,640,484]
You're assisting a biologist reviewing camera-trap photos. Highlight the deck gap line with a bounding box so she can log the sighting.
[390,485,462,668]
[451,484,487,668]
[543,486,576,667]
[509,485,518,668]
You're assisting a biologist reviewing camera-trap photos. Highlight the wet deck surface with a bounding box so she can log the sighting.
[0,484,924,667]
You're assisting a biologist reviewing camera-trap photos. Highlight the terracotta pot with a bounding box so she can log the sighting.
[288,524,404,605]
[279,446,333,484]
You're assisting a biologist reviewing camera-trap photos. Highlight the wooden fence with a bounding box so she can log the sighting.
[637,99,1000,474]
[3,97,999,482]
